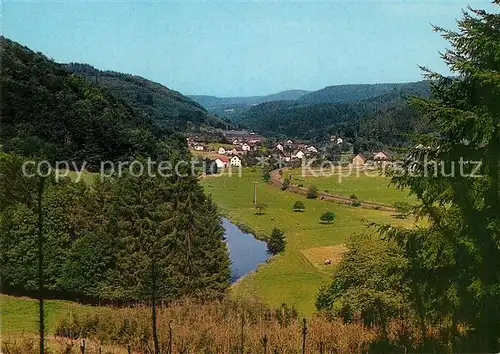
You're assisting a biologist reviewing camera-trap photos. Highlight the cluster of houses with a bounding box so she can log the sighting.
[352,151,390,166]
[275,140,319,161]
[189,129,391,170]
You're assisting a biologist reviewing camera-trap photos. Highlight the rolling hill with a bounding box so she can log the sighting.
[234,82,430,141]
[297,81,429,105]
[189,89,310,109]
[65,63,232,132]
[0,37,186,164]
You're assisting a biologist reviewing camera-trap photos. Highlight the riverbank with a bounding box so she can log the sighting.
[201,168,415,316]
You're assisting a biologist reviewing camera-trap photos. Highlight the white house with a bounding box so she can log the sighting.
[276,143,284,152]
[307,146,318,153]
[232,138,240,145]
[242,143,251,152]
[295,151,305,159]
[217,147,226,155]
[286,139,293,145]
[215,156,229,169]
[230,156,241,167]
[336,137,343,145]
[194,145,204,151]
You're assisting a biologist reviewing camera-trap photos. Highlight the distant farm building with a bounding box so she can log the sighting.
[352,154,367,166]
[217,147,226,154]
[373,151,389,161]
[307,146,318,153]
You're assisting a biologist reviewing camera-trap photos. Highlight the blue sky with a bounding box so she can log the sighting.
[2,1,496,96]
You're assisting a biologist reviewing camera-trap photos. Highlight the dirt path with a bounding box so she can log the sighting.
[268,168,396,212]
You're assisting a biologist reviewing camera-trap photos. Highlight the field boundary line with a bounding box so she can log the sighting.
[268,168,396,212]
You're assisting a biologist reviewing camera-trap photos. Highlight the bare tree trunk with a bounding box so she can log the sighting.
[152,256,160,354]
[301,318,307,354]
[37,177,45,354]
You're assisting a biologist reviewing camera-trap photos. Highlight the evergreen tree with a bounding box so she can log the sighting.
[378,4,500,351]
[267,228,286,255]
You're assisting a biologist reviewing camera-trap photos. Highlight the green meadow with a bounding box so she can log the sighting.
[201,168,414,315]
[2,167,416,335]
[285,168,415,206]
[1,294,97,334]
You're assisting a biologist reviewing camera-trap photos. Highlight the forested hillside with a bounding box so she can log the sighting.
[0,37,231,303]
[0,37,186,165]
[66,63,232,132]
[236,85,430,142]
[297,80,429,104]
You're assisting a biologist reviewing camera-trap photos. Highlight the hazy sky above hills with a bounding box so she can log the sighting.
[3,1,496,97]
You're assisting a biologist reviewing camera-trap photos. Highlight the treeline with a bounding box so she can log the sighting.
[0,153,230,302]
[316,5,500,352]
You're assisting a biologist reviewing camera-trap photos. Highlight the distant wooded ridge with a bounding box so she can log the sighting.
[190,80,430,145]
[190,80,428,109]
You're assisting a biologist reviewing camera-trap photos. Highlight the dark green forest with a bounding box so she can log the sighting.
[297,80,429,105]
[233,83,430,144]
[0,37,231,303]
[0,154,230,302]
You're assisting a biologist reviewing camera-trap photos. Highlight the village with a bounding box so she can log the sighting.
[187,130,391,171]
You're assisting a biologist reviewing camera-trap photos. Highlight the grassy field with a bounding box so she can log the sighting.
[2,167,415,335]
[201,168,414,315]
[1,294,97,334]
[284,168,414,206]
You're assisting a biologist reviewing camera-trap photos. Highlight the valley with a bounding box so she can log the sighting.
[201,168,415,315]
[2,1,500,350]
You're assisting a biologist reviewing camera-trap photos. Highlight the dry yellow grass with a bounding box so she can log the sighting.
[301,244,347,271]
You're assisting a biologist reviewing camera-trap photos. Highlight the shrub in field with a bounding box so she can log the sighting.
[255,202,266,215]
[351,200,362,207]
[306,185,319,199]
[320,211,336,224]
[350,194,358,200]
[262,171,271,182]
[292,200,305,212]
[281,177,290,190]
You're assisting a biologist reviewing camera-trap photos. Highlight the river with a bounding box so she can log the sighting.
[222,218,270,282]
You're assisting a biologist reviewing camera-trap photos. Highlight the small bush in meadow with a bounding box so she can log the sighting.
[307,185,319,199]
[320,211,336,224]
[292,200,305,212]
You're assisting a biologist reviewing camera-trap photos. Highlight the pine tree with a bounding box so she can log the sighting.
[267,228,286,255]
[381,3,500,351]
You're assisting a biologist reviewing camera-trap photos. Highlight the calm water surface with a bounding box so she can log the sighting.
[222,218,269,282]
